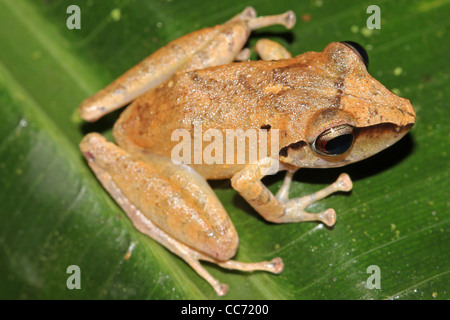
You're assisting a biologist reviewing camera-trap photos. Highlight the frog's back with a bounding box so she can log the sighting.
[113,54,336,178]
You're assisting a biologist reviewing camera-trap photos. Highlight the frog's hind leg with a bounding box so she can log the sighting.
[79,8,296,122]
[234,11,295,62]
[229,6,295,29]
[195,255,283,296]
[80,133,282,296]
[247,9,296,30]
[229,6,257,22]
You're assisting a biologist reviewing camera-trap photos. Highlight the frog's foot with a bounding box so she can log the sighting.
[246,9,296,30]
[232,163,352,227]
[276,172,353,226]
[231,7,295,30]
[105,175,282,296]
[129,207,283,296]
[203,257,284,296]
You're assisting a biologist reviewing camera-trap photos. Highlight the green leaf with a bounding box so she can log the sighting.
[0,0,448,299]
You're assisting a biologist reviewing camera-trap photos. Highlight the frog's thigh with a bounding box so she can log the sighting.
[79,8,296,122]
[80,133,238,259]
[255,39,292,61]
[80,133,282,296]
[231,160,353,227]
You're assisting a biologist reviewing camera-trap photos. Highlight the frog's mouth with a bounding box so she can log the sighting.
[279,122,414,168]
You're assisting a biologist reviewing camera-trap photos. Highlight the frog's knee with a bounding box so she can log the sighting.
[79,133,106,160]
[209,232,239,262]
[79,133,126,169]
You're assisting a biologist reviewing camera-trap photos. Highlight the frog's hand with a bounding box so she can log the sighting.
[231,159,353,227]
[80,133,282,296]
[78,7,296,122]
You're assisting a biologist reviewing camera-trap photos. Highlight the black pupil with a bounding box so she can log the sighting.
[324,134,353,155]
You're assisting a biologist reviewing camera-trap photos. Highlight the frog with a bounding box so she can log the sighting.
[78,7,415,296]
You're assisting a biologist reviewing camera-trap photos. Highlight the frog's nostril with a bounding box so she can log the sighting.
[395,123,414,135]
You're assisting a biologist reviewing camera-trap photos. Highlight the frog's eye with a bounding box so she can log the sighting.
[341,41,369,69]
[312,125,354,156]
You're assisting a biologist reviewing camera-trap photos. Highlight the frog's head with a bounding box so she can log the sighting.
[279,42,415,168]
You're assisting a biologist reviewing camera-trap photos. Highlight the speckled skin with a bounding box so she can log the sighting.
[113,42,414,179]
[78,7,415,296]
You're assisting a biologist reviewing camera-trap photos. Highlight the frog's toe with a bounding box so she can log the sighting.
[336,173,353,192]
[320,209,337,227]
[269,257,284,274]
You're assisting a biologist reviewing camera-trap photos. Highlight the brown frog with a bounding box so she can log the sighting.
[79,7,415,295]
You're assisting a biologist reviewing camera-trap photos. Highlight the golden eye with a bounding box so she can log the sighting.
[312,125,354,156]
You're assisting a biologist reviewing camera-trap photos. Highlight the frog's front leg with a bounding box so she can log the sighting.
[80,133,282,296]
[231,159,353,227]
